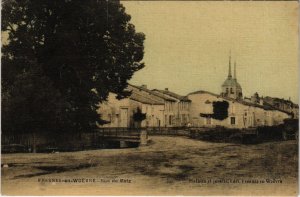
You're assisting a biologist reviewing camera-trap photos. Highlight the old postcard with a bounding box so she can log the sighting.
[1,0,299,196]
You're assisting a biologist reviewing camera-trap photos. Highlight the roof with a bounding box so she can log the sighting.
[188,90,220,97]
[130,91,164,105]
[152,89,191,102]
[222,78,242,89]
[264,96,299,108]
[128,84,176,102]
[262,102,293,115]
[188,90,291,115]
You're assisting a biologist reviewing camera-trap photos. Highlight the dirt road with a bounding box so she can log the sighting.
[1,136,298,195]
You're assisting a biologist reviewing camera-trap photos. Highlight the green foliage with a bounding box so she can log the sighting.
[200,100,229,121]
[133,107,146,122]
[2,0,145,135]
[212,101,229,120]
[2,64,65,135]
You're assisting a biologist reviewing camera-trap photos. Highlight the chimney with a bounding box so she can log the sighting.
[165,88,168,91]
[141,85,147,89]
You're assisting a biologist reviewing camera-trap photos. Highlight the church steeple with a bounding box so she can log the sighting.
[221,52,243,100]
[234,60,236,80]
[228,53,232,78]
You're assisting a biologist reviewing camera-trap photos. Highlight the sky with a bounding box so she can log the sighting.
[122,1,299,103]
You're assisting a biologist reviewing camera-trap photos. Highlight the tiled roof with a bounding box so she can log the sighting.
[264,96,299,108]
[128,84,176,102]
[130,91,164,105]
[152,89,191,102]
[188,90,291,115]
[188,90,220,97]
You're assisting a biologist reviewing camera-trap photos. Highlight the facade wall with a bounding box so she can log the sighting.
[177,101,191,126]
[163,100,176,127]
[97,92,164,128]
[97,89,291,129]
[150,89,191,127]
[188,93,290,129]
[141,102,164,127]
[163,101,190,127]
[97,93,131,127]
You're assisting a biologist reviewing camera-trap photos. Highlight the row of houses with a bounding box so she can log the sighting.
[97,84,296,129]
[97,84,191,128]
[188,90,291,128]
[97,57,298,129]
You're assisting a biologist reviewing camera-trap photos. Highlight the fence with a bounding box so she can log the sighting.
[96,126,216,137]
[2,126,263,153]
[1,127,206,145]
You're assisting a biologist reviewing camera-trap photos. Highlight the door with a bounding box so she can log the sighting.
[120,108,128,127]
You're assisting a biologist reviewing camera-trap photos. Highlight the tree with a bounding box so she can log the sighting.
[200,101,229,121]
[2,63,66,152]
[212,101,229,120]
[133,107,146,127]
[2,1,145,137]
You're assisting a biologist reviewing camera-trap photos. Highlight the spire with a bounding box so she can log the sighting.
[228,51,232,78]
[234,60,236,79]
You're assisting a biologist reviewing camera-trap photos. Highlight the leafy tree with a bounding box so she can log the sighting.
[2,64,65,152]
[200,100,229,121]
[212,101,229,120]
[133,107,146,122]
[2,1,145,137]
[133,107,146,128]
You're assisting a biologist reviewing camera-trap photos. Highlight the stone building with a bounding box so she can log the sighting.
[187,90,290,128]
[97,85,165,128]
[152,88,191,126]
[263,96,299,119]
[245,93,298,119]
[128,84,178,127]
[97,84,191,128]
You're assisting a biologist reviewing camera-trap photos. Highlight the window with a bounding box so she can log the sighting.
[230,117,236,125]
[169,115,172,125]
[230,88,234,94]
[226,88,229,93]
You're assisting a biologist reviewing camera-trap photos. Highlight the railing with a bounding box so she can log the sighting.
[96,127,141,137]
[96,126,260,138]
[2,127,259,147]
[95,126,213,137]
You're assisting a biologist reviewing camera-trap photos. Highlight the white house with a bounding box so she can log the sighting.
[187,90,290,128]
[97,85,165,128]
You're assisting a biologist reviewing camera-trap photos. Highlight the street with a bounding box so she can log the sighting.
[1,136,298,195]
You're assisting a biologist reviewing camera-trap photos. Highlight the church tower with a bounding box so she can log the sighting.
[221,55,243,100]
